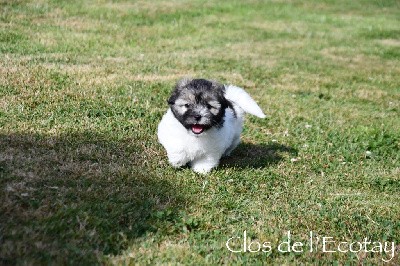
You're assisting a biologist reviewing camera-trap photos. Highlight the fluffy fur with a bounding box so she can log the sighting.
[158,78,265,173]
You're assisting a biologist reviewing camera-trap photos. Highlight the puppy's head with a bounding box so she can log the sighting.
[168,78,231,135]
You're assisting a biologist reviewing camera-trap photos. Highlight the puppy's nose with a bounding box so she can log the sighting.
[194,114,201,121]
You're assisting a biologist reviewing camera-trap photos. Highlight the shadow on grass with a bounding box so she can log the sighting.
[0,133,182,264]
[220,142,298,169]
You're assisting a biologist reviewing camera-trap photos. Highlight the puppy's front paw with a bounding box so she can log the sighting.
[168,152,188,168]
[191,157,219,174]
[169,159,186,168]
[191,164,214,174]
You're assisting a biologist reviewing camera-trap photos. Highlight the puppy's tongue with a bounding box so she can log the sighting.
[191,124,204,134]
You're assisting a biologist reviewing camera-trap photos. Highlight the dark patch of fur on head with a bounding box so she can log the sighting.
[168,78,235,132]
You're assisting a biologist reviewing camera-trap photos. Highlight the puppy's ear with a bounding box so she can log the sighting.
[167,87,180,105]
[214,83,233,110]
[176,77,192,89]
[168,77,192,105]
[167,94,176,105]
[208,80,226,100]
[210,80,224,92]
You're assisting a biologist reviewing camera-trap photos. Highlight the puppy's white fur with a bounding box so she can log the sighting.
[158,85,265,173]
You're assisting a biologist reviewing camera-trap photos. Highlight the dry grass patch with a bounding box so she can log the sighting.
[320,47,400,73]
[54,16,98,32]
[379,39,400,47]
[100,0,195,14]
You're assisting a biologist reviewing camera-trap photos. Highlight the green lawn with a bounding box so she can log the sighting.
[1,0,399,264]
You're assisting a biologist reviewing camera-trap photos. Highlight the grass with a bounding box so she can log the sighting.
[1,0,399,264]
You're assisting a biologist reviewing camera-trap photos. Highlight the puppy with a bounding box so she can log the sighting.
[157,78,265,173]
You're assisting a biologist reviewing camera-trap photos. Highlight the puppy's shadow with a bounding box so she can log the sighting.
[220,142,298,169]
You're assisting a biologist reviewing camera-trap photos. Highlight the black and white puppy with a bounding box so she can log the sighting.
[158,78,265,173]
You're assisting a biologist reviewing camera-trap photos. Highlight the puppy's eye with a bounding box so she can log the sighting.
[206,104,213,109]
[184,104,189,108]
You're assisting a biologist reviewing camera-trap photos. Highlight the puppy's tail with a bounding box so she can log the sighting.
[224,85,266,118]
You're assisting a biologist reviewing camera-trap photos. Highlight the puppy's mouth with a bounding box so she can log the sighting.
[191,124,205,134]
